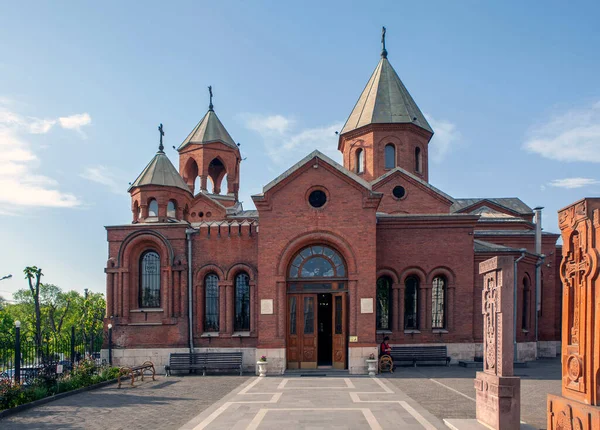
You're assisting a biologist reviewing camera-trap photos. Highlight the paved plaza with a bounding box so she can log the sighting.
[0,358,561,429]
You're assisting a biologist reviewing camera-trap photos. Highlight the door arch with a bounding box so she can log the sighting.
[286,245,348,369]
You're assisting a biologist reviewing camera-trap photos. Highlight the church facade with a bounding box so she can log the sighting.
[103,38,562,374]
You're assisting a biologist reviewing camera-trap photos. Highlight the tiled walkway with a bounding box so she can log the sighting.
[180,376,445,429]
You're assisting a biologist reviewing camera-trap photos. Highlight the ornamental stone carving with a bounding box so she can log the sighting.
[548,198,600,430]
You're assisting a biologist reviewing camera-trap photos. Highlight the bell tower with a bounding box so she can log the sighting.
[178,86,241,200]
[338,27,434,182]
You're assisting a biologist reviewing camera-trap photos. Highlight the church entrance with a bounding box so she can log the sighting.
[285,245,347,370]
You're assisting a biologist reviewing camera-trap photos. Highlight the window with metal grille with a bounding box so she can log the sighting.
[204,274,219,332]
[432,276,446,329]
[404,276,419,329]
[234,273,250,331]
[139,251,160,308]
[376,276,392,330]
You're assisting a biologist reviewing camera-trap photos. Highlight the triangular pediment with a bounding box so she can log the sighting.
[372,167,454,205]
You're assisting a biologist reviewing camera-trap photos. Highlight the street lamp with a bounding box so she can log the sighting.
[0,274,12,281]
[14,321,21,384]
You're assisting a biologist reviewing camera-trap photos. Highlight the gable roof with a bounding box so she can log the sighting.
[371,166,454,204]
[451,198,533,215]
[474,239,522,253]
[340,56,433,135]
[129,150,191,193]
[178,109,237,151]
[259,150,373,195]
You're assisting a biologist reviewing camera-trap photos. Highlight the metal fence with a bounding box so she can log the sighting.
[0,325,103,384]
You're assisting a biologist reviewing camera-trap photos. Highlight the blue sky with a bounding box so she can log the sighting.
[1,1,599,299]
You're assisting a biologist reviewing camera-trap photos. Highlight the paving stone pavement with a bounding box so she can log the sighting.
[0,375,249,430]
[386,357,561,430]
[180,376,445,429]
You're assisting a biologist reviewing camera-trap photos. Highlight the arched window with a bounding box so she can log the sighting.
[376,277,392,330]
[404,276,419,329]
[139,251,160,308]
[356,148,364,174]
[204,274,219,332]
[167,201,176,218]
[522,276,530,330]
[385,144,396,169]
[415,147,422,173]
[148,199,158,217]
[288,245,345,279]
[432,276,446,329]
[234,272,250,331]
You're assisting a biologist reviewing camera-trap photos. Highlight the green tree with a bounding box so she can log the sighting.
[23,266,43,351]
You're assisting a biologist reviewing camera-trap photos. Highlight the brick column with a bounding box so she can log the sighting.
[226,283,234,334]
[349,280,358,335]
[122,271,130,318]
[200,175,207,191]
[391,283,400,332]
[106,271,114,317]
[276,280,286,338]
[418,286,426,331]
[219,282,227,334]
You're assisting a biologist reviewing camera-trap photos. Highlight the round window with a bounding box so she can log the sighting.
[308,190,327,208]
[393,186,406,199]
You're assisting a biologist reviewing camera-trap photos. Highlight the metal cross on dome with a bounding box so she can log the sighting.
[158,123,165,152]
[381,26,387,58]
[208,85,214,111]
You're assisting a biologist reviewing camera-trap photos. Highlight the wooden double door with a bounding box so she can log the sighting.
[286,292,347,369]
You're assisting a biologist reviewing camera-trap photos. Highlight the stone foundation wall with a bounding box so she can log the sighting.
[255,348,286,375]
[348,346,378,374]
[537,341,560,358]
[516,341,537,361]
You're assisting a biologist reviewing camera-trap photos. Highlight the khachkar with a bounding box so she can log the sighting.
[548,198,600,430]
[475,256,521,429]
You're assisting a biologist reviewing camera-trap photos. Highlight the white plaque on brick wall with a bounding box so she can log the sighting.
[360,298,374,314]
[261,299,274,315]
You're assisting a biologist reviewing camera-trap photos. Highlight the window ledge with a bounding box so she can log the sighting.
[522,329,530,333]
[432,329,449,334]
[232,331,251,337]
[128,322,162,326]
[376,330,392,334]
[404,330,421,334]
[130,308,163,313]
[201,332,219,337]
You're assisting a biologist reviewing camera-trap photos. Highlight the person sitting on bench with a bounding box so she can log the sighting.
[378,336,394,372]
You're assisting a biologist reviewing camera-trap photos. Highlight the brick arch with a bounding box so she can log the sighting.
[427,266,456,285]
[377,134,403,150]
[276,230,358,277]
[195,264,225,283]
[377,268,399,284]
[118,230,174,268]
[399,266,427,285]
[226,263,257,282]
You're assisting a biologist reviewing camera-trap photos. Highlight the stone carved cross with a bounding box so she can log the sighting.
[483,274,498,374]
[563,232,589,345]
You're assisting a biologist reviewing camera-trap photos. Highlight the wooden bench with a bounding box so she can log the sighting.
[117,361,156,388]
[390,346,451,367]
[204,352,243,376]
[165,352,205,376]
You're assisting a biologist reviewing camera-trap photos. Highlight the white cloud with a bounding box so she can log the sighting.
[80,165,122,194]
[523,101,600,162]
[242,113,342,166]
[549,178,600,189]
[425,114,461,163]
[243,114,293,135]
[0,102,86,211]
[59,113,91,131]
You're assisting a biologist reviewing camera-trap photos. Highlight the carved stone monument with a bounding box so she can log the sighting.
[475,256,521,430]
[547,198,600,430]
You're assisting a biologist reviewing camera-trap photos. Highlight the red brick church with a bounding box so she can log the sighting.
[103,34,561,374]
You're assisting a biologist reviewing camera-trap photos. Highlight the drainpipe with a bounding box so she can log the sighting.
[514,251,526,362]
[533,207,544,358]
[186,228,197,352]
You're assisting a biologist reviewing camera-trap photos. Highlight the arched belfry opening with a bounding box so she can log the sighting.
[208,157,227,194]
[286,245,348,370]
[183,158,199,194]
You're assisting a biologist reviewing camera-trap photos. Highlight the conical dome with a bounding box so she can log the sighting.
[178,110,237,151]
[129,150,190,192]
[340,57,433,135]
